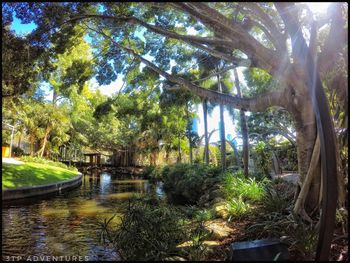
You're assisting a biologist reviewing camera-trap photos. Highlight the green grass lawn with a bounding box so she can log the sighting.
[2,162,80,189]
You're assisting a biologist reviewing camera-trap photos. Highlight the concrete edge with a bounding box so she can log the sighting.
[2,173,83,201]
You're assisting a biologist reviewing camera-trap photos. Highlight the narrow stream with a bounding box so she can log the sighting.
[2,172,163,261]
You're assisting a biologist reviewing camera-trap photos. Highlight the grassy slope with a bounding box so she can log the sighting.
[2,162,79,189]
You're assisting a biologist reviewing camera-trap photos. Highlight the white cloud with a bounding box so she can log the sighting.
[89,76,124,97]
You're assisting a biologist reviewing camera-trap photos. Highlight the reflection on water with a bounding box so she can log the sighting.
[2,172,163,261]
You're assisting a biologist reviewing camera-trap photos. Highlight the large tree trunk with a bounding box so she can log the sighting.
[234,68,249,177]
[202,99,209,165]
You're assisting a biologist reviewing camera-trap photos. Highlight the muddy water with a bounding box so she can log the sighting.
[2,172,163,261]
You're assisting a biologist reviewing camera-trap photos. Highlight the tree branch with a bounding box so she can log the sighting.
[172,2,283,74]
[318,3,347,75]
[91,26,287,113]
[240,2,286,51]
[71,14,250,67]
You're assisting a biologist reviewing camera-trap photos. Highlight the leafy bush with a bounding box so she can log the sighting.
[19,156,78,172]
[251,142,272,177]
[162,164,221,205]
[183,220,212,261]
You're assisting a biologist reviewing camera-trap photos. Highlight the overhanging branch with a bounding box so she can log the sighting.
[90,26,287,113]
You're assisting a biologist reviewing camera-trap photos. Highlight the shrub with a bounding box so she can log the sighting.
[98,197,191,261]
[162,163,221,205]
[140,165,155,178]
[99,196,211,261]
[262,180,294,214]
[141,165,164,181]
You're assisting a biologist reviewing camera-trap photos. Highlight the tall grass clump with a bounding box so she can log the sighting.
[222,171,267,202]
[226,196,250,220]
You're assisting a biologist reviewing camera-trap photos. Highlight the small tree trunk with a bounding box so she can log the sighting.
[17,132,22,148]
[186,105,193,164]
[189,139,193,164]
[165,149,169,164]
[177,133,182,163]
[240,110,249,177]
[203,99,209,165]
[234,68,249,177]
[219,103,226,171]
[217,73,226,171]
[38,128,50,158]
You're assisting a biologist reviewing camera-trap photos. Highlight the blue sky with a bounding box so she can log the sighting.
[10,16,37,35]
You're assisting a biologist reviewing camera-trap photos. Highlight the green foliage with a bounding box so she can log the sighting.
[262,180,294,214]
[141,165,164,181]
[162,163,222,205]
[98,197,186,261]
[226,196,250,219]
[247,213,318,260]
[251,142,272,177]
[274,142,298,171]
[98,196,215,261]
[222,171,267,202]
[19,156,78,172]
[183,220,212,261]
[193,208,216,222]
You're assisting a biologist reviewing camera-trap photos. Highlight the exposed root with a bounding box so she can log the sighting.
[293,133,320,218]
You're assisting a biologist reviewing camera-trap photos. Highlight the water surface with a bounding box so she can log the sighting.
[2,172,162,261]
